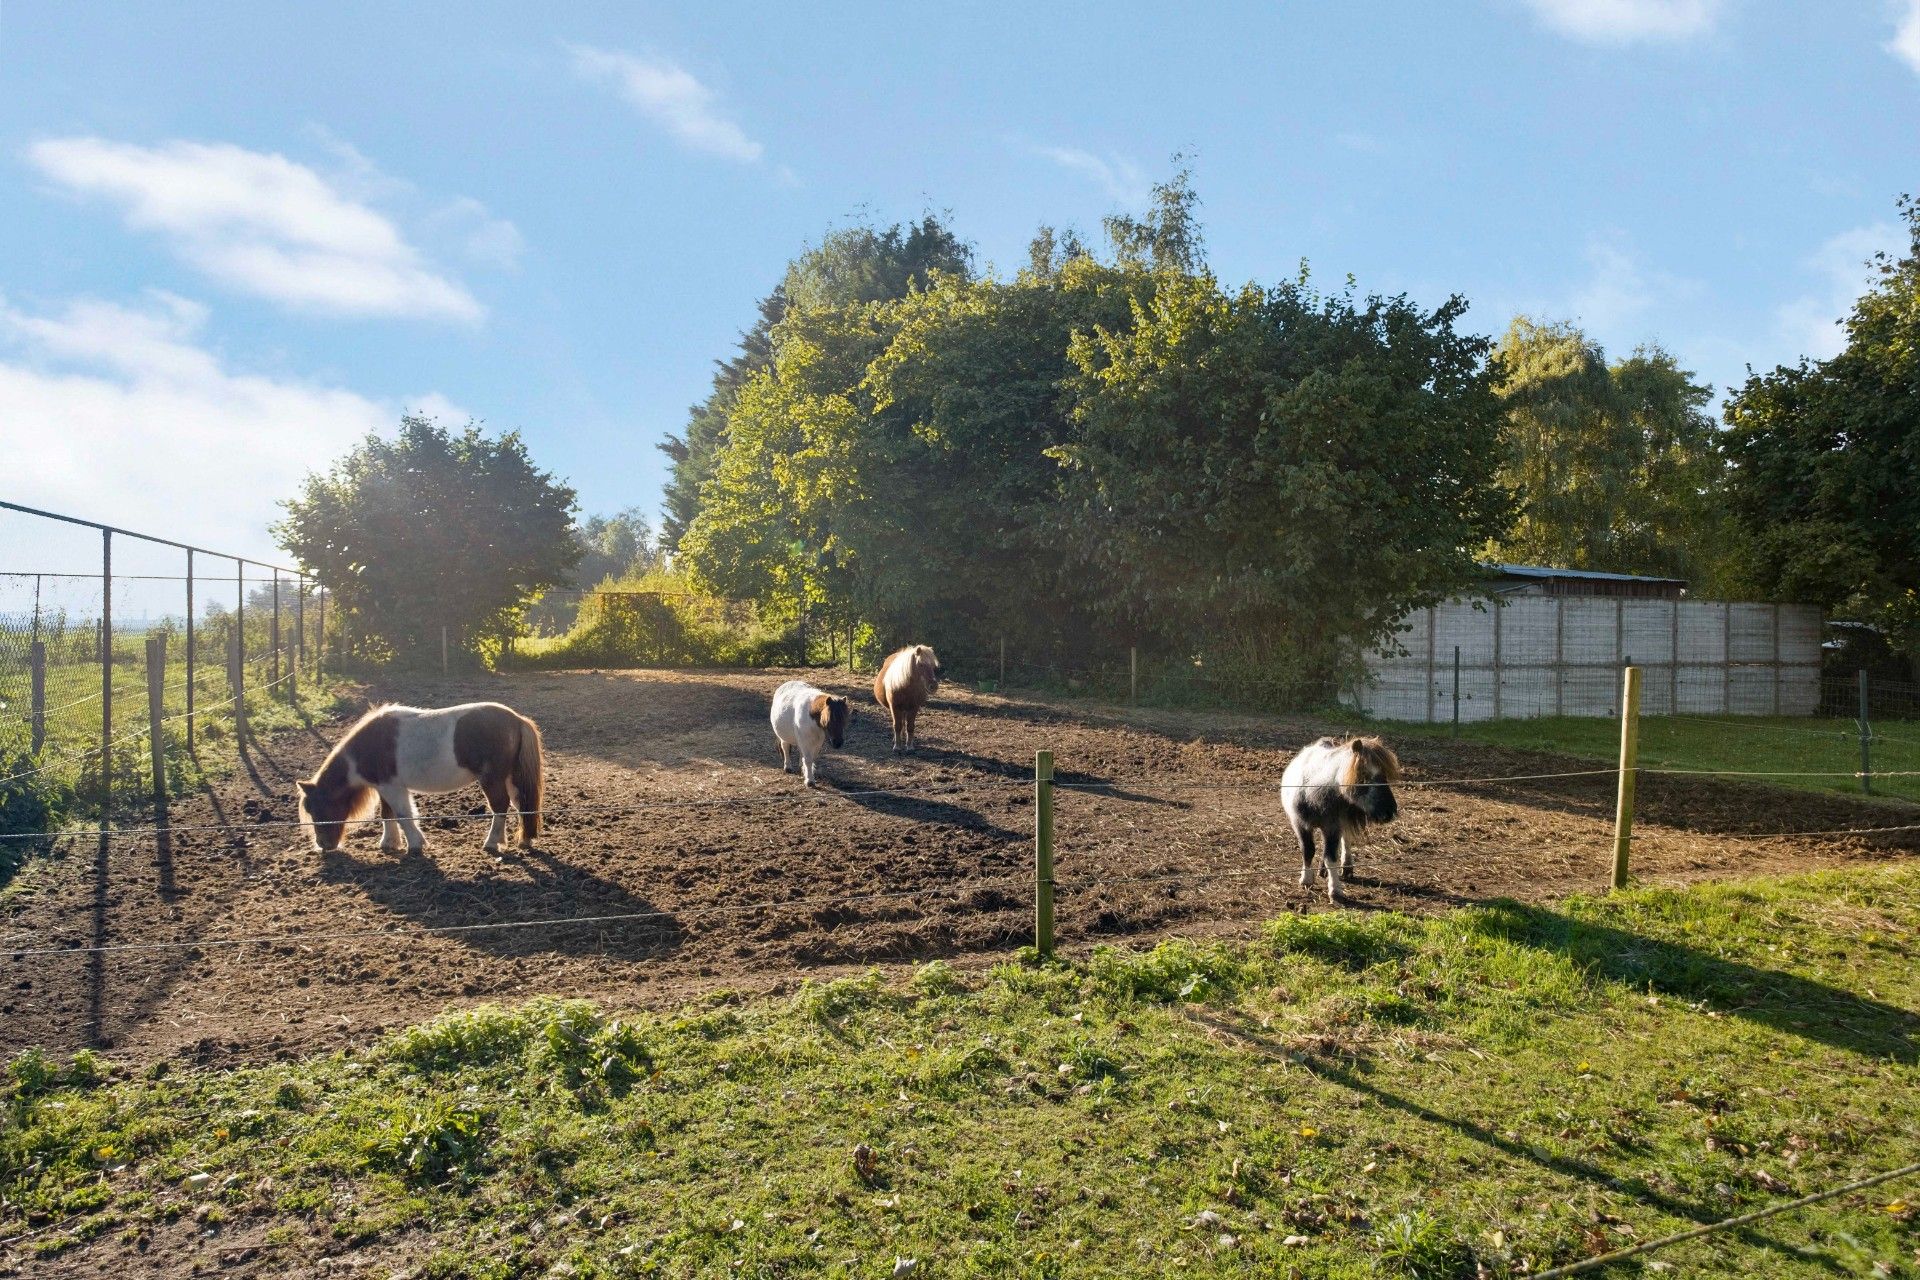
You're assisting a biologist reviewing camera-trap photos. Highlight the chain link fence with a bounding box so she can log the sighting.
[0,502,329,854]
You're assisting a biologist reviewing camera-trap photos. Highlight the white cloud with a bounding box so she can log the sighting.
[1888,0,1920,74]
[1515,0,1723,44]
[1031,145,1148,206]
[428,196,526,270]
[1565,234,1701,338]
[1772,221,1904,361]
[0,292,448,557]
[566,44,764,163]
[26,137,484,323]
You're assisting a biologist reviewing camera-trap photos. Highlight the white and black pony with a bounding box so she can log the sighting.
[1280,735,1401,904]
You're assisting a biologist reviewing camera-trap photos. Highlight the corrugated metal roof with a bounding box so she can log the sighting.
[1487,563,1688,586]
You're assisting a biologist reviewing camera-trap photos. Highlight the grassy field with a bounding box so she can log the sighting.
[1394,713,1920,805]
[5,867,1918,1277]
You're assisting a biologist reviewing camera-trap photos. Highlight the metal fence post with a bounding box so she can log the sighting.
[1451,645,1461,738]
[185,548,195,752]
[316,588,326,680]
[1034,749,1055,957]
[1612,666,1643,891]
[1859,668,1872,796]
[1129,647,1137,704]
[29,640,46,754]
[441,624,449,675]
[101,529,112,817]
[146,635,166,805]
[999,635,1006,688]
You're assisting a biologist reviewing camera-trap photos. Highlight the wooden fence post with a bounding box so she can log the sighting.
[185,549,195,751]
[231,623,246,742]
[146,636,166,806]
[101,530,112,817]
[1611,666,1643,891]
[1034,749,1055,957]
[29,640,46,754]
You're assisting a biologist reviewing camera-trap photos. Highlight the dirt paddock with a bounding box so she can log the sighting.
[4,667,1916,1067]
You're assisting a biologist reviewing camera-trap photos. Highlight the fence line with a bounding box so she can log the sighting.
[1528,1160,1920,1279]
[1,871,1037,958]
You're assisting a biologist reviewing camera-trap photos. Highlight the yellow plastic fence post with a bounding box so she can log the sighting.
[1611,665,1642,890]
[1034,750,1055,956]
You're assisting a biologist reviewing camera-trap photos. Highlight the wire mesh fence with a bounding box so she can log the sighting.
[0,502,329,849]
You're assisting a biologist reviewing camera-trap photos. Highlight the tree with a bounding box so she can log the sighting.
[658,289,786,552]
[657,216,973,554]
[1054,272,1513,686]
[1489,317,1729,585]
[677,169,1517,691]
[574,508,657,588]
[275,416,579,664]
[1723,195,1920,668]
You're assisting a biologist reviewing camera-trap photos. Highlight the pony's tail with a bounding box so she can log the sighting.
[512,712,544,844]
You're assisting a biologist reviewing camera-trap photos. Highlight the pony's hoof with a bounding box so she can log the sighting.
[483,842,502,855]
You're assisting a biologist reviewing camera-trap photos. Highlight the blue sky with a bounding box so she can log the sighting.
[3,0,1918,566]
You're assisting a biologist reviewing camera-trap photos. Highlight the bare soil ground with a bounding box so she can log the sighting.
[5,668,1916,1067]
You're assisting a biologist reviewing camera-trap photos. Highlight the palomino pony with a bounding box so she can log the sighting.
[873,644,941,752]
[296,702,544,856]
[1279,735,1401,904]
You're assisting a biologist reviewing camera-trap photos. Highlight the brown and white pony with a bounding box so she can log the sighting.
[873,644,942,752]
[1279,735,1401,904]
[296,702,544,856]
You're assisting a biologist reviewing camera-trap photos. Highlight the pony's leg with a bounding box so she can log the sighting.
[1336,829,1353,876]
[1320,823,1344,905]
[801,749,817,788]
[1294,822,1317,890]
[905,708,918,752]
[378,799,403,852]
[380,786,427,855]
[779,736,793,774]
[479,775,511,854]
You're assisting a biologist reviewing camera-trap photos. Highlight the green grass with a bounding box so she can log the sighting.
[0,669,355,898]
[1394,713,1920,805]
[7,867,1920,1276]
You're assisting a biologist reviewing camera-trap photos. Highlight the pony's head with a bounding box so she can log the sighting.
[295,776,371,852]
[915,645,943,692]
[811,694,852,749]
[1339,736,1401,825]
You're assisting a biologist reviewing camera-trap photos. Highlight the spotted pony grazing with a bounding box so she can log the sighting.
[296,702,544,856]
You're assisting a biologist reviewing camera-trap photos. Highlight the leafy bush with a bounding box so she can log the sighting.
[509,568,802,669]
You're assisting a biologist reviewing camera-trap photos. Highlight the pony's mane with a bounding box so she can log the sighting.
[1339,736,1402,787]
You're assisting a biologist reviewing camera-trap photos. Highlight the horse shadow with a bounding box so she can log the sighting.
[819,775,1023,842]
[1466,898,1918,1062]
[318,841,683,961]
